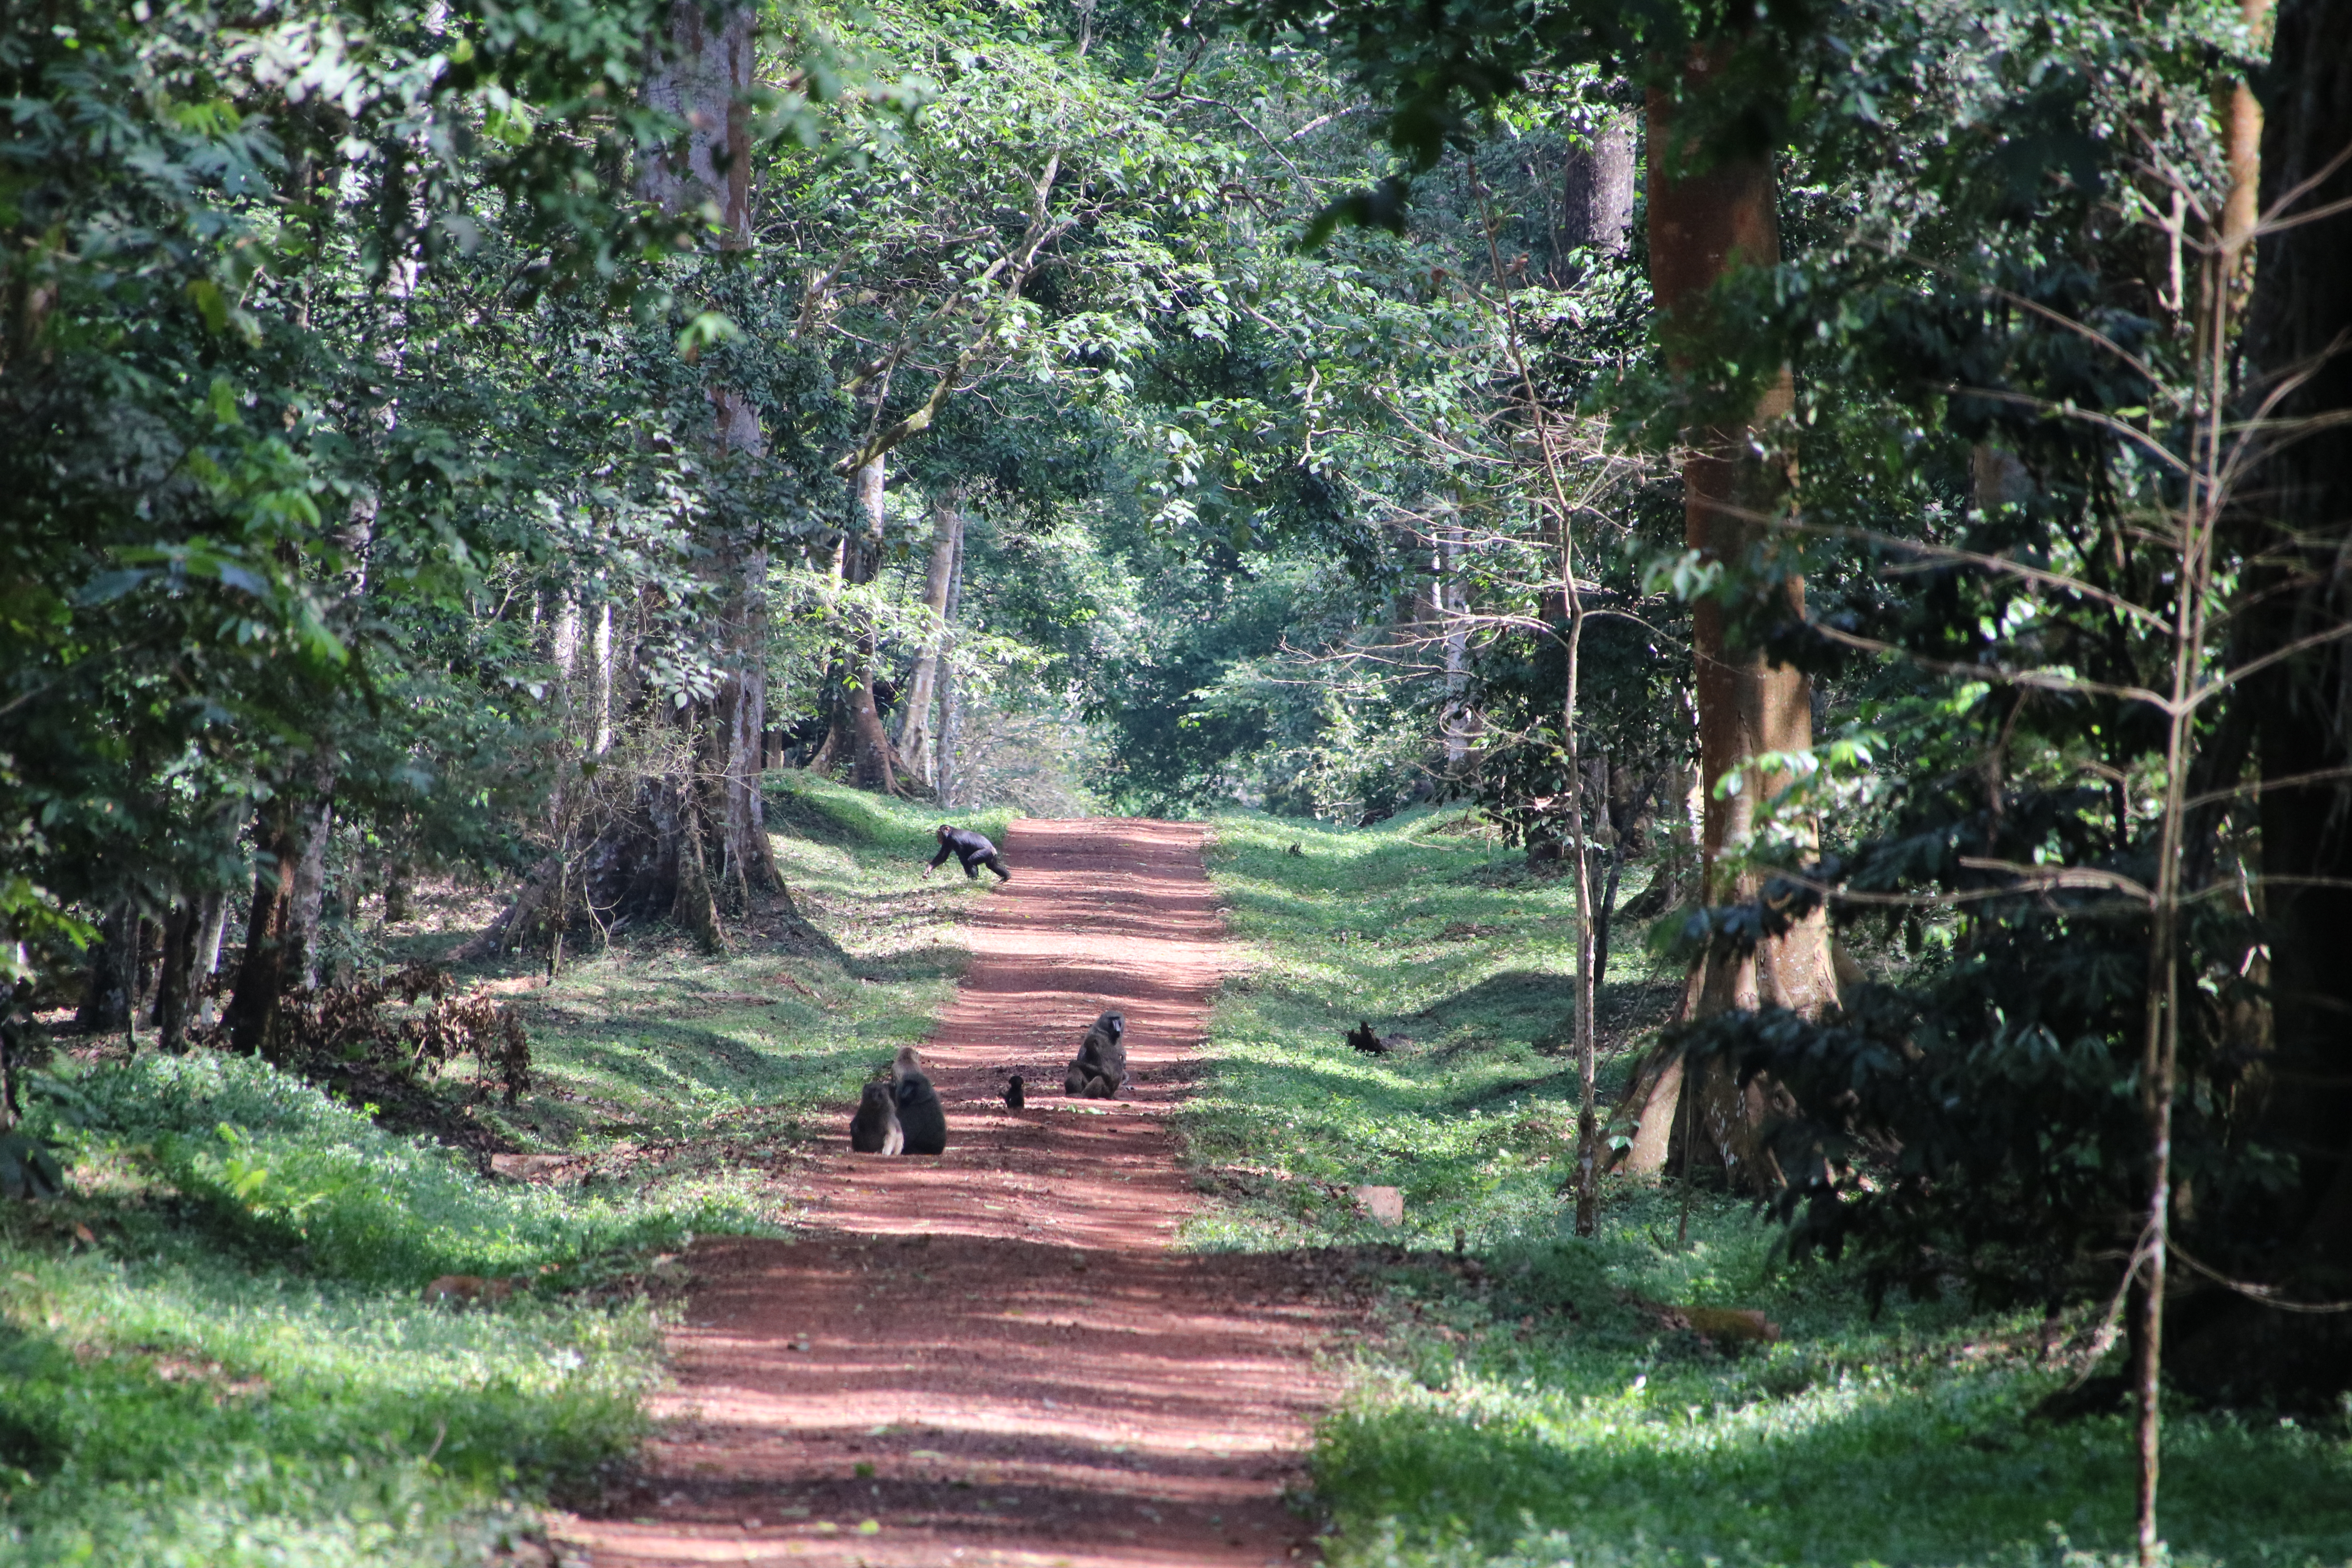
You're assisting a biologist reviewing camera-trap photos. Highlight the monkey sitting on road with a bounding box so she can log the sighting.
[927,824,1011,882]
[1004,1073,1025,1111]
[1063,1010,1127,1098]
[849,1081,904,1154]
[895,1068,948,1155]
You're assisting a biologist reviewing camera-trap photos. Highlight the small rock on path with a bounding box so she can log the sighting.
[553,818,1355,1566]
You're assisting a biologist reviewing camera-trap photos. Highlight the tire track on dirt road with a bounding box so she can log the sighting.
[555,818,1357,1567]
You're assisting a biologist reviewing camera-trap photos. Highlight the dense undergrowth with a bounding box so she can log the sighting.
[0,777,996,1565]
[1192,809,2352,1568]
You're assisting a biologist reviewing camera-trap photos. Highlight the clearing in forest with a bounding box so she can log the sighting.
[555,818,1354,1567]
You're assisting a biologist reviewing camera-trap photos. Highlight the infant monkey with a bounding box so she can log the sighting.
[1063,1010,1127,1098]
[927,824,1011,882]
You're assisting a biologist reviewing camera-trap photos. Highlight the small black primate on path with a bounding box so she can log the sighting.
[927,824,1011,882]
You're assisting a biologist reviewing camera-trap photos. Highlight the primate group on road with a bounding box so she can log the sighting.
[849,1045,947,1156]
[845,1011,1134,1155]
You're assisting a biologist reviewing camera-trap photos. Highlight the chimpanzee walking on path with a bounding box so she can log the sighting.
[927,824,1011,882]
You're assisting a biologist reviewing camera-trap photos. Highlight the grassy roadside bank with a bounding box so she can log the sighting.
[1190,808,2352,1568]
[0,778,998,1566]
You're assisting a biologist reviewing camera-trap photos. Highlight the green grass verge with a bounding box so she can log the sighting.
[470,776,1012,1154]
[0,775,996,1565]
[1192,808,2352,1568]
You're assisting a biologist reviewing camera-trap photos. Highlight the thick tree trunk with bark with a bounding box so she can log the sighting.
[76,901,132,1034]
[936,523,968,809]
[154,899,198,1052]
[2170,0,2352,1409]
[1616,58,1837,1191]
[895,495,964,786]
[225,806,313,1059]
[1561,107,1637,263]
[484,0,795,953]
[841,458,899,793]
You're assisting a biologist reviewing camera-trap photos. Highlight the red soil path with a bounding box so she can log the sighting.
[553,819,1354,1567]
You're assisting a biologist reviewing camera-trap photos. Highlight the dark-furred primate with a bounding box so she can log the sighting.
[895,1069,948,1155]
[849,1081,904,1154]
[1004,1073,1025,1111]
[1063,1009,1127,1098]
[927,824,1010,882]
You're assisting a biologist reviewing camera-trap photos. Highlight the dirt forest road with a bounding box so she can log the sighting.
[555,819,1354,1567]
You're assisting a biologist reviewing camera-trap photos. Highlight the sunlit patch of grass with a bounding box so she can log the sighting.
[1,1060,668,1566]
[483,774,1010,1151]
[1191,809,2352,1567]
[0,774,992,1565]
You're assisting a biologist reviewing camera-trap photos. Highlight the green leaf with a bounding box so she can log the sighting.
[186,277,228,333]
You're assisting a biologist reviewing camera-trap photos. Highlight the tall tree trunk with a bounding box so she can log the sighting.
[192,889,228,1029]
[194,889,227,979]
[623,0,792,935]
[1561,106,1637,267]
[591,597,615,757]
[895,494,964,786]
[830,457,900,793]
[287,791,333,989]
[154,899,198,1052]
[225,806,309,1060]
[1616,54,1837,1190]
[76,901,132,1034]
[2169,0,2352,1410]
[1437,517,1471,768]
[936,522,968,810]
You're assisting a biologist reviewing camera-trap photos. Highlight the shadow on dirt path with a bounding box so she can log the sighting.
[554,819,1357,1566]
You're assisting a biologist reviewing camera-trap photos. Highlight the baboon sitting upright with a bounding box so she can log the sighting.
[849,1081,904,1154]
[895,1069,948,1155]
[1063,1010,1127,1098]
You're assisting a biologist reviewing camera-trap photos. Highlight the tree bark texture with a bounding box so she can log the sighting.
[2170,0,2352,1409]
[936,521,968,810]
[624,0,792,935]
[154,899,199,1052]
[1437,517,1471,768]
[1561,107,1637,262]
[1617,60,1836,1189]
[842,457,899,793]
[76,901,132,1034]
[895,495,964,786]
[225,807,309,1060]
[287,793,332,989]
